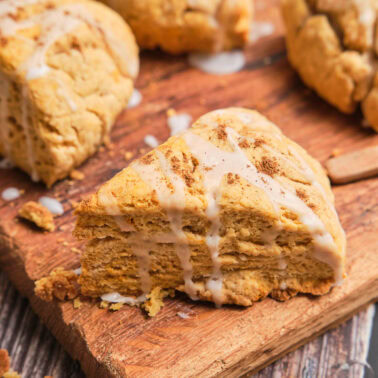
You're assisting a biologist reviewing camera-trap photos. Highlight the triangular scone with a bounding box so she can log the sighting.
[0,0,138,186]
[75,108,346,307]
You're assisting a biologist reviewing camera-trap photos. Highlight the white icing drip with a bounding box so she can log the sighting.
[249,21,275,43]
[177,312,190,319]
[38,196,64,215]
[0,73,11,158]
[127,89,142,108]
[21,86,39,181]
[128,239,152,294]
[167,113,192,136]
[280,281,287,290]
[101,292,146,305]
[144,135,159,148]
[183,127,342,286]
[2,187,21,201]
[188,50,245,75]
[131,152,198,299]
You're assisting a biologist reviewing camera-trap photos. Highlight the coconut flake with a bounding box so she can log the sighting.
[167,113,192,136]
[39,196,64,215]
[2,187,21,201]
[188,50,245,75]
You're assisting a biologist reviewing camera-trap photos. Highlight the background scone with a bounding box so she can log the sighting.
[100,0,253,54]
[0,0,139,186]
[74,108,346,308]
[281,0,378,131]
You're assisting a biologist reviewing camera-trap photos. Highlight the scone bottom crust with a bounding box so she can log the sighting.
[74,108,346,311]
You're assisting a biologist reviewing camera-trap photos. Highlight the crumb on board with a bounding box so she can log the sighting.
[330,148,343,157]
[124,150,135,161]
[177,312,190,319]
[71,247,81,255]
[0,349,10,376]
[73,297,82,309]
[142,287,173,317]
[18,201,55,232]
[70,169,84,181]
[0,349,21,378]
[109,302,123,311]
[99,301,109,309]
[166,108,176,117]
[34,268,80,302]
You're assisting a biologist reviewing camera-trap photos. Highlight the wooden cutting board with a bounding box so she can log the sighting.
[0,1,377,376]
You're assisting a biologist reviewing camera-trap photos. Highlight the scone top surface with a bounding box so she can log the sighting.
[75,108,346,306]
[281,0,378,131]
[0,0,139,185]
[100,0,254,53]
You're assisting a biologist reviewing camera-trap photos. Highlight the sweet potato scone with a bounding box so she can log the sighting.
[74,108,346,308]
[281,0,378,131]
[0,0,139,186]
[100,0,253,54]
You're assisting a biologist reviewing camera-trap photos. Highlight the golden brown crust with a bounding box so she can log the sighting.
[0,349,10,377]
[0,0,139,186]
[101,0,254,54]
[281,0,378,131]
[74,108,346,311]
[18,201,55,232]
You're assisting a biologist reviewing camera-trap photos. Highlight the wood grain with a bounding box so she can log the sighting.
[0,0,378,376]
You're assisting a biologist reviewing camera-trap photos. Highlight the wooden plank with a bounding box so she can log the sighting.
[0,270,376,377]
[0,0,378,376]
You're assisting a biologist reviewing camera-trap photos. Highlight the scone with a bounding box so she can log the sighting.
[100,0,253,54]
[0,0,139,186]
[74,108,346,308]
[281,0,378,131]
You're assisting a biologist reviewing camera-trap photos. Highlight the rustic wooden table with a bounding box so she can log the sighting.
[0,270,376,377]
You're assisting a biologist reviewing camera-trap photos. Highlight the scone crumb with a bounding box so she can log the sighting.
[270,288,298,301]
[330,148,343,157]
[109,302,123,311]
[18,201,55,232]
[0,349,10,376]
[35,268,80,302]
[166,108,176,117]
[71,247,81,255]
[99,301,109,309]
[70,169,84,181]
[142,287,172,317]
[124,150,135,161]
[73,297,82,309]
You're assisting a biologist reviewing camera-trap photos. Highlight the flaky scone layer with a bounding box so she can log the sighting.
[281,0,378,131]
[0,0,139,186]
[100,0,253,54]
[75,108,346,307]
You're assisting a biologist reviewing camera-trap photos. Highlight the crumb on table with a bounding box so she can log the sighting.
[18,201,55,232]
[34,267,80,302]
[70,169,84,181]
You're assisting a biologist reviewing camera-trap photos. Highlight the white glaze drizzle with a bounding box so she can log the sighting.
[38,196,64,215]
[183,126,342,298]
[127,89,142,108]
[131,152,198,299]
[188,50,245,75]
[144,135,159,148]
[0,1,137,180]
[101,292,146,305]
[1,187,21,201]
[167,113,192,136]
